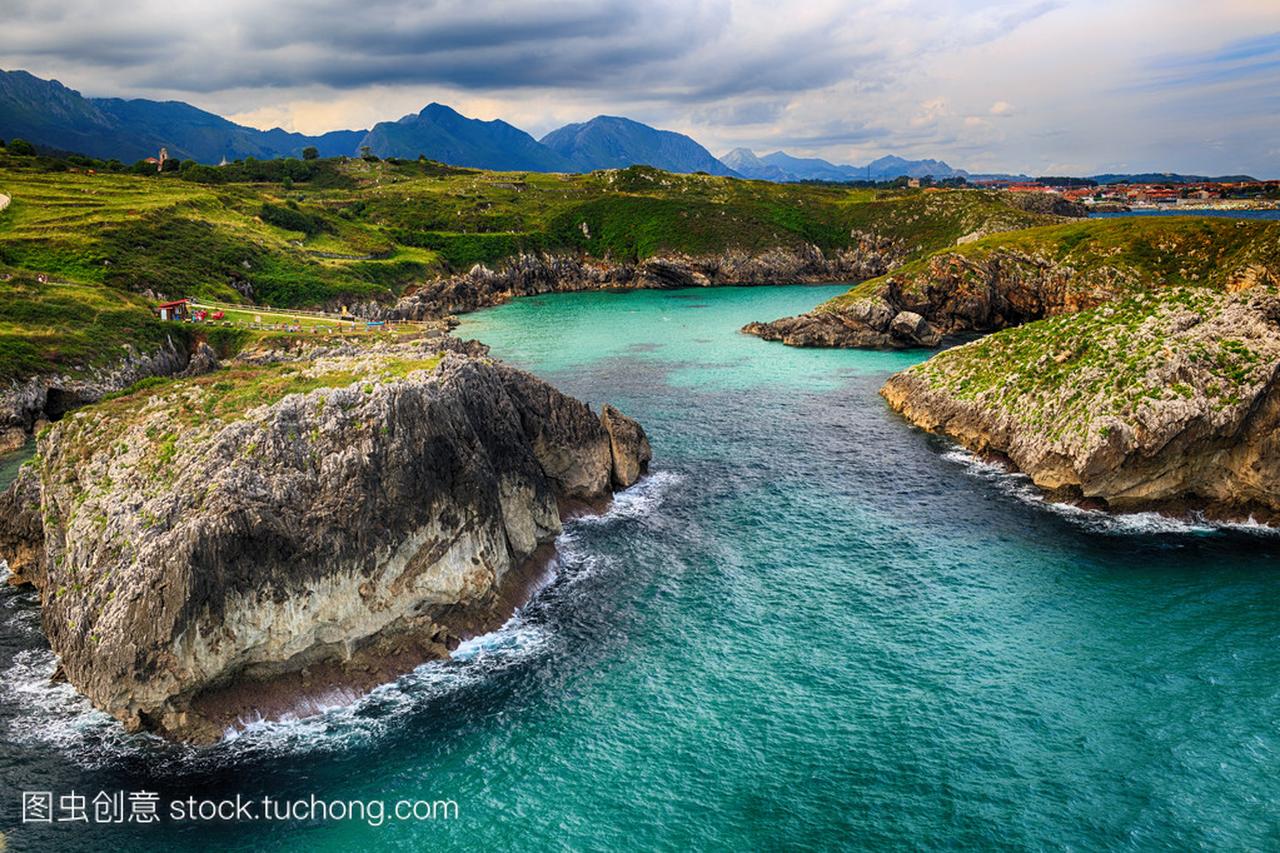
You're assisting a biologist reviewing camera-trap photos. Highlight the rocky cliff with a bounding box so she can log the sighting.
[745,217,1280,349]
[382,237,908,320]
[881,286,1280,522]
[0,336,215,454]
[0,339,650,742]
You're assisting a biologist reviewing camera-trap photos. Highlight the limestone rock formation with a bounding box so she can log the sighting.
[0,335,217,448]
[743,248,1101,349]
[0,464,43,584]
[742,295,941,348]
[744,218,1280,350]
[383,237,906,320]
[881,287,1280,521]
[0,341,650,741]
[600,404,652,488]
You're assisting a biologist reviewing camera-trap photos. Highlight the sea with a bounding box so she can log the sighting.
[1,284,1278,850]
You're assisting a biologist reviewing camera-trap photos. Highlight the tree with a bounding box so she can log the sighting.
[0,139,5,149]
[302,146,319,161]
[7,138,36,156]
[161,157,180,172]
[282,176,294,190]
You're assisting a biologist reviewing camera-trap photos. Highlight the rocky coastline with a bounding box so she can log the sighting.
[377,237,908,320]
[743,218,1280,350]
[0,336,219,454]
[0,337,650,742]
[880,286,1280,523]
[741,247,1132,349]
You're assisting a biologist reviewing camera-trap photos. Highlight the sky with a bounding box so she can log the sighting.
[1,0,1278,176]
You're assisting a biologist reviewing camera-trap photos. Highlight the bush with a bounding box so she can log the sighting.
[258,202,334,236]
[8,138,37,156]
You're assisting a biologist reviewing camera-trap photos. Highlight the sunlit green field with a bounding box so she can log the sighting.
[0,152,1060,310]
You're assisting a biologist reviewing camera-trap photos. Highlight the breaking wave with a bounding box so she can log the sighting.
[0,468,683,768]
[939,447,1276,536]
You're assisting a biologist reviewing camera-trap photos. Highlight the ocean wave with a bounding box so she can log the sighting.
[0,648,150,761]
[0,614,554,768]
[1,586,43,638]
[574,469,683,526]
[940,447,1273,536]
[0,468,685,765]
[216,615,553,756]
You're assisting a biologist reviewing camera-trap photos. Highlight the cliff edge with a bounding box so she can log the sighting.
[0,340,650,742]
[881,286,1280,522]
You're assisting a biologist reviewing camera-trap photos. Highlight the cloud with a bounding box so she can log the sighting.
[0,0,1276,175]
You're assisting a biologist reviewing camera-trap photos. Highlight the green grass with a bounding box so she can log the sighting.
[903,286,1273,444]
[0,272,189,383]
[0,153,1078,386]
[824,215,1280,311]
[0,154,1061,307]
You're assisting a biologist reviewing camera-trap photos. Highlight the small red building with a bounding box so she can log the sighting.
[156,299,190,322]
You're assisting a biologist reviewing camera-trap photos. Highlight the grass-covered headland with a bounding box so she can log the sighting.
[0,143,1073,387]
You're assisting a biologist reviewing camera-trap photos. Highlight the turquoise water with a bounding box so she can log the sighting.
[3,284,1280,851]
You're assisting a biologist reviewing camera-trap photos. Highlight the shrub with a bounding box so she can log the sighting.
[8,138,36,156]
[258,203,334,236]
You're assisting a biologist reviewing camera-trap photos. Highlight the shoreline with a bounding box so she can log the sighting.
[182,495,608,741]
[937,442,1280,532]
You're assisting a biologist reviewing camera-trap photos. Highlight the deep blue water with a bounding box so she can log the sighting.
[2,284,1279,851]
[1090,208,1280,220]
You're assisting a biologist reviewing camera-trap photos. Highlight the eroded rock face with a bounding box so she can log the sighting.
[742,295,941,348]
[743,249,1097,349]
[0,335,217,441]
[0,464,43,585]
[0,343,650,742]
[745,219,1280,351]
[383,237,907,320]
[881,287,1280,521]
[600,404,652,488]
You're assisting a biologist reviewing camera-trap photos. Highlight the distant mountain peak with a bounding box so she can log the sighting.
[541,116,738,176]
[724,148,968,183]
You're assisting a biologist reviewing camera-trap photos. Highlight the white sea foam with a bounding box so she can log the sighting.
[575,469,683,526]
[0,468,683,763]
[940,447,1272,536]
[0,648,146,760]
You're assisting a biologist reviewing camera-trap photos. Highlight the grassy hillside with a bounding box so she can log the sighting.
[889,283,1280,461]
[824,215,1280,311]
[0,151,1060,312]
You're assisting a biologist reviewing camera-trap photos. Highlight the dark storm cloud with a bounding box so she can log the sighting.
[0,0,747,94]
[1,0,1274,175]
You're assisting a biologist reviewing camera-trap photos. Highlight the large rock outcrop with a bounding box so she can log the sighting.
[0,341,650,741]
[881,286,1280,521]
[744,248,1124,348]
[0,335,216,452]
[382,237,907,320]
[745,218,1280,349]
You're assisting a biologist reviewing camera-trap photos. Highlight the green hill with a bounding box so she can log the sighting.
[0,150,1062,308]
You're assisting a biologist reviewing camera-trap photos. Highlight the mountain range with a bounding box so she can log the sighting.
[3,68,1248,184]
[541,115,737,176]
[0,68,742,176]
[721,148,968,182]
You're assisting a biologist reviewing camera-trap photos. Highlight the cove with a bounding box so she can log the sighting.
[1,284,1278,851]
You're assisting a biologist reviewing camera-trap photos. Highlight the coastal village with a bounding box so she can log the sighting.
[973,177,1280,209]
